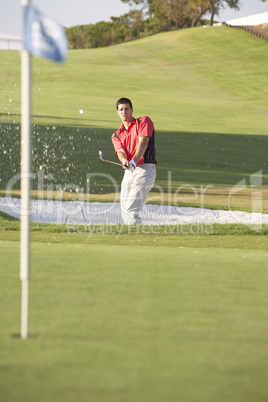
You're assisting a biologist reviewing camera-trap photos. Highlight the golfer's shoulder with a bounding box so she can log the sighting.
[112,127,122,141]
[137,115,154,126]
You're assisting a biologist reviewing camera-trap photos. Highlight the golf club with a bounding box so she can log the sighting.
[99,150,124,167]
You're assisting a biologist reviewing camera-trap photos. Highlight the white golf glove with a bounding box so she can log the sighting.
[129,160,136,172]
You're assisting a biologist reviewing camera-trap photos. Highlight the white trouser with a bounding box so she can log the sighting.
[120,163,156,225]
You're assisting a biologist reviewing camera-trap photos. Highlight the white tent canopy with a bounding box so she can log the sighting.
[226,12,268,26]
[0,33,22,50]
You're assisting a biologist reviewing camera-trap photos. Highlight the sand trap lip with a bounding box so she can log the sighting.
[0,197,267,226]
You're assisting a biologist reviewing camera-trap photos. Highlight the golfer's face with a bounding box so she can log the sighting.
[117,103,133,123]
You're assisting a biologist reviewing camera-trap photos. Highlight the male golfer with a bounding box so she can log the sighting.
[112,97,157,225]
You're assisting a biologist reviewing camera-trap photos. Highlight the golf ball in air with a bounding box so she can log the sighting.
[79,109,84,114]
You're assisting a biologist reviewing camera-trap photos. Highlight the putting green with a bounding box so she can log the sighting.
[0,239,268,402]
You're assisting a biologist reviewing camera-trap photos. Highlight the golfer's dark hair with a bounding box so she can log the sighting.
[116,97,132,110]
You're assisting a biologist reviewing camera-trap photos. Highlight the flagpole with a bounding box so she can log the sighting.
[20,0,32,340]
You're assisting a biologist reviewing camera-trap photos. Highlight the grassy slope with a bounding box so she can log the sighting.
[1,26,268,132]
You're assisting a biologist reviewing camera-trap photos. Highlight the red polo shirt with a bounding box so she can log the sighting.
[111,116,156,166]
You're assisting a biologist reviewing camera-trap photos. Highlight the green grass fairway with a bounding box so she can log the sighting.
[1,237,268,402]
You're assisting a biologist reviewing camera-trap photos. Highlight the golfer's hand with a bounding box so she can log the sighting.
[129,160,136,172]
[122,158,129,170]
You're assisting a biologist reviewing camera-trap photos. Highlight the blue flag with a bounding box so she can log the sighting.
[23,6,68,64]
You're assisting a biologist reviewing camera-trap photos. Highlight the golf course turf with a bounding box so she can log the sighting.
[0,25,268,402]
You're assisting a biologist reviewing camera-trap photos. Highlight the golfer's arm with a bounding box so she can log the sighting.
[133,137,150,164]
[117,149,129,166]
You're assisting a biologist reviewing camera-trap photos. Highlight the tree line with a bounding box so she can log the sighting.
[66,0,267,49]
